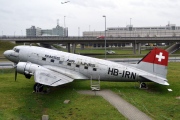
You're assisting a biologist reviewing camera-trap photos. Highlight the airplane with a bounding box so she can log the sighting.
[3,45,169,92]
[61,1,70,4]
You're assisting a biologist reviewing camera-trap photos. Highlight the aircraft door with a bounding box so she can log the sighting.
[96,62,109,80]
[88,62,98,80]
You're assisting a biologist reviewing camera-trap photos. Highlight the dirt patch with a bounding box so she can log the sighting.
[176,96,180,99]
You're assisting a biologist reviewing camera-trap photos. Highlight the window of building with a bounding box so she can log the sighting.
[76,64,80,68]
[59,61,63,64]
[51,59,54,63]
[84,66,88,69]
[42,57,46,61]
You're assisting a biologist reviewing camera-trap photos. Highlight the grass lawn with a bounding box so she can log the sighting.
[0,69,124,120]
[0,62,180,120]
[0,41,16,55]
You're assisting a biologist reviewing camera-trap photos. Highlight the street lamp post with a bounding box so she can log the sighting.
[130,18,132,37]
[103,15,106,59]
[14,31,16,37]
[64,16,66,37]
[78,27,80,37]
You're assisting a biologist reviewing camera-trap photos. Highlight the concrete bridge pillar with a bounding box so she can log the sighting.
[67,43,71,53]
[132,41,136,54]
[72,43,76,53]
[137,43,141,54]
[101,44,104,48]
[81,44,85,49]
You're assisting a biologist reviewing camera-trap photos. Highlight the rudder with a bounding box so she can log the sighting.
[137,48,169,78]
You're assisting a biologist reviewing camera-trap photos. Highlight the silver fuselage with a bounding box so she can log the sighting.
[4,46,151,82]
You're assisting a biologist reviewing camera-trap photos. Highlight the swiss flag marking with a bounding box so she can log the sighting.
[156,52,165,62]
[141,48,169,66]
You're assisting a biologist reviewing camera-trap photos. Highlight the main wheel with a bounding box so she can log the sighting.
[33,83,43,92]
[140,82,147,89]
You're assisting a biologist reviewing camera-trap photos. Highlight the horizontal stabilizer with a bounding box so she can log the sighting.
[140,75,169,85]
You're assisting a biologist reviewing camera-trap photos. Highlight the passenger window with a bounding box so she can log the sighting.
[84,66,88,69]
[93,68,97,71]
[51,59,54,63]
[42,57,46,61]
[67,63,71,66]
[76,64,80,67]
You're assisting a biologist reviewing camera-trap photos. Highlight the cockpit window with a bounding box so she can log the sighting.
[13,48,20,53]
[15,49,20,53]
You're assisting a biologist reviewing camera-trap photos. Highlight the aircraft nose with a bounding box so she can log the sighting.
[3,50,12,58]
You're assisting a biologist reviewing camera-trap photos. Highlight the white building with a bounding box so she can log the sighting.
[26,25,68,37]
[26,26,41,36]
[83,24,180,37]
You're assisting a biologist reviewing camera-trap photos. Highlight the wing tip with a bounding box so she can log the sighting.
[163,82,169,86]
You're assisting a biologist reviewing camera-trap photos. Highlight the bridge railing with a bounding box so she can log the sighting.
[1,35,180,39]
[0,36,97,39]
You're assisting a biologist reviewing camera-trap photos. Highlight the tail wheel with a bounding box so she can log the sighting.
[140,82,147,89]
[33,83,43,92]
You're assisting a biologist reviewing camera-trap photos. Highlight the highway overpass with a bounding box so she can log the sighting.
[1,36,180,53]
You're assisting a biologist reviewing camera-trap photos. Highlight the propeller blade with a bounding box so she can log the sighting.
[14,63,17,81]
[15,68,17,81]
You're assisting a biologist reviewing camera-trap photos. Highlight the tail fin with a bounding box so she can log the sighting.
[137,48,169,78]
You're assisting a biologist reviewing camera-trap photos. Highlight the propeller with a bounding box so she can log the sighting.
[13,63,17,81]
[15,67,17,81]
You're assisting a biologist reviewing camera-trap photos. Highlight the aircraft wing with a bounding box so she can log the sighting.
[34,65,89,87]
[34,70,74,87]
[43,65,89,80]
[139,74,169,85]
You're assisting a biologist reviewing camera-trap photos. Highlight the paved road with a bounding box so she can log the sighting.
[0,61,13,68]
[78,90,152,120]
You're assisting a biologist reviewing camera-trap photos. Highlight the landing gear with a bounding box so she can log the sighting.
[25,74,31,79]
[33,83,43,92]
[140,82,148,89]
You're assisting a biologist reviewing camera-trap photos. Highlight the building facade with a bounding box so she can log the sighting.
[83,24,180,37]
[26,25,68,37]
[26,26,41,36]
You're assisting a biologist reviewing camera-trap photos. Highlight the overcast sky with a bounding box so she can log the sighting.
[0,0,180,36]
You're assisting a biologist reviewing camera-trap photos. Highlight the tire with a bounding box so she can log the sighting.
[140,83,147,88]
[33,83,43,92]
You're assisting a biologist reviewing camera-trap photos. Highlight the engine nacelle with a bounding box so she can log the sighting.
[16,62,48,76]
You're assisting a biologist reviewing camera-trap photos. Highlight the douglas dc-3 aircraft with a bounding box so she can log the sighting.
[4,45,169,92]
